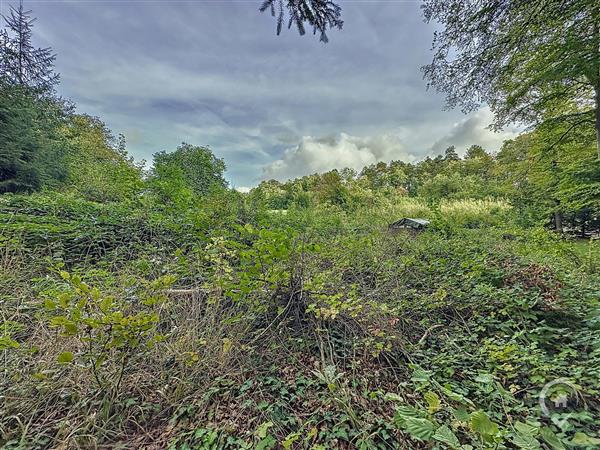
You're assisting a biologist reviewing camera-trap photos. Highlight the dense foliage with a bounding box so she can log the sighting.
[2,192,599,449]
[1,2,600,449]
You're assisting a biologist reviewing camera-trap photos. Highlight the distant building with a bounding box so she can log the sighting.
[388,218,430,232]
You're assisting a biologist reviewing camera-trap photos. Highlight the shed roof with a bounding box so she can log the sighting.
[407,218,430,225]
[389,218,430,229]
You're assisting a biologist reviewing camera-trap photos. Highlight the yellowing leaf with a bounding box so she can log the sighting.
[57,351,74,364]
[222,337,233,354]
[424,391,441,413]
[255,421,273,439]
[571,432,600,446]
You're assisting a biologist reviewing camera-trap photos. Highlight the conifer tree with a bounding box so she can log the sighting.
[0,1,64,193]
[0,0,58,91]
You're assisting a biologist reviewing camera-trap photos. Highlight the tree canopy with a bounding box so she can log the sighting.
[421,0,600,157]
[0,0,58,91]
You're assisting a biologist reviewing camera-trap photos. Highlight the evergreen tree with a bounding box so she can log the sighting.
[0,0,59,91]
[0,2,65,193]
[0,81,66,192]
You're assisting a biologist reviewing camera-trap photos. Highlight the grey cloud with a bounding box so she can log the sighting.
[429,108,522,156]
[13,1,516,186]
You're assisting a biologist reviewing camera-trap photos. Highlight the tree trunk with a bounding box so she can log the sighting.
[554,200,563,233]
[595,14,600,159]
[596,85,600,159]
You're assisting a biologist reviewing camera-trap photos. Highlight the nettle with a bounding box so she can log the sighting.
[42,268,175,395]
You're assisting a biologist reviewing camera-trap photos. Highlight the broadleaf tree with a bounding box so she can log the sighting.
[149,143,228,206]
[421,0,600,158]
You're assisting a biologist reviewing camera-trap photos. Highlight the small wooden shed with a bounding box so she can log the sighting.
[388,218,430,232]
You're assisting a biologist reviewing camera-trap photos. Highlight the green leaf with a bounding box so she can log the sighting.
[474,373,494,383]
[43,299,56,310]
[424,391,441,413]
[255,421,273,439]
[433,425,460,448]
[384,392,403,402]
[99,296,113,313]
[0,336,20,350]
[514,422,539,436]
[411,367,431,383]
[570,432,600,447]
[539,427,565,450]
[255,435,276,450]
[470,410,499,436]
[401,417,436,441]
[441,386,475,406]
[512,432,541,450]
[452,407,470,422]
[57,293,70,308]
[64,322,78,335]
[282,432,300,449]
[393,404,422,425]
[57,351,74,363]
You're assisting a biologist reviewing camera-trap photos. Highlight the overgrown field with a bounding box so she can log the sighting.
[1,193,599,449]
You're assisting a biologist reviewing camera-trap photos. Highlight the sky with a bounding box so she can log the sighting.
[3,0,520,190]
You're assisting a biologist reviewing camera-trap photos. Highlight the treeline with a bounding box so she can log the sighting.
[0,4,230,207]
[251,122,600,235]
[2,3,599,237]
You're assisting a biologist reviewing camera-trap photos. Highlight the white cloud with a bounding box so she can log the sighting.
[260,108,525,184]
[429,108,522,155]
[262,133,417,181]
[235,186,252,193]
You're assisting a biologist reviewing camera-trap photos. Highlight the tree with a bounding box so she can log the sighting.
[149,143,227,204]
[0,0,59,91]
[59,115,144,202]
[259,0,343,42]
[465,145,486,160]
[315,169,349,205]
[0,80,66,192]
[422,0,600,158]
[0,2,65,193]
[444,145,459,161]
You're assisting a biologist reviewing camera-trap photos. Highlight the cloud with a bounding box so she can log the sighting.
[429,108,521,155]
[25,1,525,187]
[262,133,417,181]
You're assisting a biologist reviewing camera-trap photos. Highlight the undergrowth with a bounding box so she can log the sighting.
[1,193,599,449]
